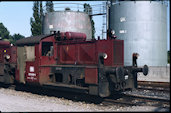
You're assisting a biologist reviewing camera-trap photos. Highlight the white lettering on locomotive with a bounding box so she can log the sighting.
[30,66,34,72]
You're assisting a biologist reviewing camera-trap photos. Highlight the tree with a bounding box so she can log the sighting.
[12,33,24,41]
[30,1,43,36]
[7,33,24,44]
[0,23,10,39]
[46,1,54,13]
[0,22,24,44]
[83,3,95,39]
[40,1,43,34]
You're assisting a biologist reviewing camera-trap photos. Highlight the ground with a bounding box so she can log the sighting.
[0,88,167,112]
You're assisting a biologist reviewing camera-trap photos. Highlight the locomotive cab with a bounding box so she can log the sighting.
[15,34,57,84]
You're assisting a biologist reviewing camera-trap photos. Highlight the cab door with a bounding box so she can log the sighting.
[17,46,26,84]
[24,45,40,83]
[39,41,56,84]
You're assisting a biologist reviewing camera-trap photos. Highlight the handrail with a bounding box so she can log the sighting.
[43,2,107,16]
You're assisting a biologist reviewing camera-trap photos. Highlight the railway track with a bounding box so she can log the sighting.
[103,93,170,109]
[137,81,170,93]
[102,81,170,111]
[137,86,170,92]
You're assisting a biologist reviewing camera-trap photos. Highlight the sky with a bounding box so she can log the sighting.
[0,1,170,50]
[0,1,105,37]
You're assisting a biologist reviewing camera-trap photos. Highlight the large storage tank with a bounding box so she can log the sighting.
[109,1,167,66]
[42,10,92,40]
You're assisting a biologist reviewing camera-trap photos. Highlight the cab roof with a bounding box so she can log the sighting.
[0,40,10,47]
[15,34,52,46]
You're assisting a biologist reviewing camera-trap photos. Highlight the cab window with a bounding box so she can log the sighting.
[42,42,54,56]
[25,46,35,61]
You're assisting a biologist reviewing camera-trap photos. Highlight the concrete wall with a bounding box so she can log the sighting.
[138,66,170,82]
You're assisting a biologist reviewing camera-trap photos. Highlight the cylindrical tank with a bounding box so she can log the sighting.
[42,10,92,40]
[65,32,86,40]
[109,1,167,66]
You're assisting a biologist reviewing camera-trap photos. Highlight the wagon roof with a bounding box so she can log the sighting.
[0,40,10,47]
[15,34,52,46]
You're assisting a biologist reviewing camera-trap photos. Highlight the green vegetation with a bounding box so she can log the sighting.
[0,23,10,39]
[83,3,96,39]
[30,1,54,36]
[46,1,54,13]
[10,33,25,44]
[65,7,71,11]
[30,1,43,36]
[0,22,24,44]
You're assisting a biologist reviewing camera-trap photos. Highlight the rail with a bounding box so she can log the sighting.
[110,0,168,7]
[103,93,170,109]
[137,81,170,93]
[43,2,107,16]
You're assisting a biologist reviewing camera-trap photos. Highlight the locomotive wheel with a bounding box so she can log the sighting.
[4,64,15,84]
[4,70,14,84]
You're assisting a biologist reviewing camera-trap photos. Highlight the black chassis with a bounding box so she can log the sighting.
[49,53,148,97]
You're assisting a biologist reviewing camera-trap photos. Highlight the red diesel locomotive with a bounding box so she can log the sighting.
[0,31,148,97]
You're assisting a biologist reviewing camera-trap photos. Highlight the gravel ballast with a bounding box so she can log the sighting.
[0,88,169,112]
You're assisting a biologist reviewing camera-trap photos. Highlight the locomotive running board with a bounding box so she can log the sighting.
[42,82,89,94]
